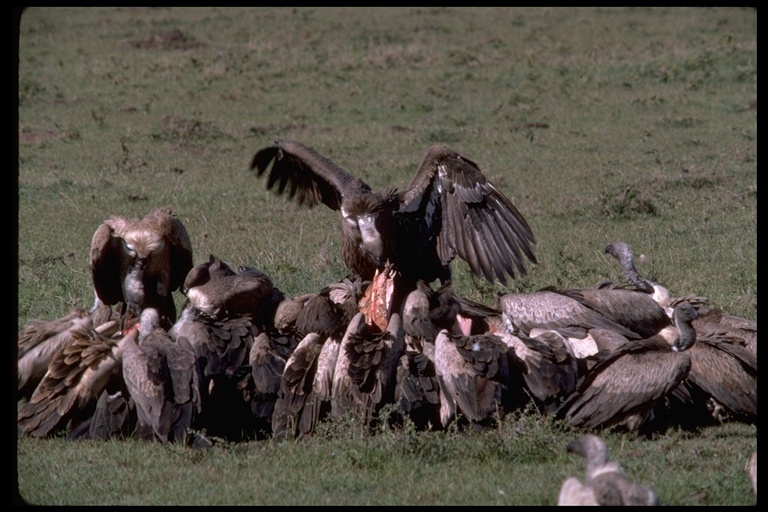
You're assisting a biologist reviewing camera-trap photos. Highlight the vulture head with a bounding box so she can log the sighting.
[89,207,193,329]
[250,140,537,300]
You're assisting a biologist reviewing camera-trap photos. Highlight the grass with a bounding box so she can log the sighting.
[16,7,756,506]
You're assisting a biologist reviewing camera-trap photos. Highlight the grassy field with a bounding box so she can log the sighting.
[16,7,756,505]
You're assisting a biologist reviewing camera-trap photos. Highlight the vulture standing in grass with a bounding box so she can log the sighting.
[90,207,193,330]
[555,302,699,436]
[250,140,537,314]
[558,434,660,505]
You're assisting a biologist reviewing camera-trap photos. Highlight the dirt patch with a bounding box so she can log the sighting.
[128,29,204,50]
[18,128,61,145]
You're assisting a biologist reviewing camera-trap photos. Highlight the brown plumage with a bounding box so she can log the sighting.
[17,305,119,401]
[183,255,285,329]
[17,322,137,438]
[605,240,757,354]
[498,290,642,340]
[331,311,405,426]
[685,331,757,423]
[498,329,579,413]
[250,140,537,293]
[121,308,201,444]
[558,434,660,505]
[89,207,193,328]
[168,306,258,441]
[555,303,699,435]
[434,329,511,430]
[271,331,335,440]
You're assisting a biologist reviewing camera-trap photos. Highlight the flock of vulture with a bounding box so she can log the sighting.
[17,140,756,503]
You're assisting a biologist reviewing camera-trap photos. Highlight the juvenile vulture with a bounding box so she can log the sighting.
[558,434,660,506]
[90,207,194,329]
[555,303,699,436]
[250,140,537,310]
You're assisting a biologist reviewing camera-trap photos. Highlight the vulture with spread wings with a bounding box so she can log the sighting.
[250,140,537,291]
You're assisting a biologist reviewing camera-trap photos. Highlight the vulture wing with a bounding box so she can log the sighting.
[250,139,367,210]
[399,144,537,285]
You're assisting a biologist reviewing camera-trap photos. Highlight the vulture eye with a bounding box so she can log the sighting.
[122,240,137,257]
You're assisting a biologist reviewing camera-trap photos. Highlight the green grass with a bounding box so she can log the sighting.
[16,7,756,506]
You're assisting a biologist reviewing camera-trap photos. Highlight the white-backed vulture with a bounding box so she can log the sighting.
[604,240,756,355]
[498,329,579,413]
[603,241,709,314]
[394,349,442,431]
[331,311,405,427]
[168,306,258,441]
[558,434,660,505]
[250,140,537,313]
[555,303,699,436]
[240,330,298,439]
[684,331,757,424]
[182,255,286,330]
[17,320,139,438]
[17,304,119,401]
[498,289,642,341]
[89,207,193,329]
[121,308,201,444]
[271,331,333,440]
[434,329,512,430]
[541,285,675,341]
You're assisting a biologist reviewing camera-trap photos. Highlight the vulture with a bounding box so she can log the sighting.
[17,303,119,401]
[182,255,285,329]
[497,329,579,413]
[683,330,757,424]
[331,311,405,428]
[555,303,699,436]
[558,434,660,506]
[17,319,139,438]
[604,240,756,354]
[168,305,259,442]
[603,241,709,315]
[271,276,367,439]
[250,140,537,311]
[90,207,194,329]
[497,289,642,341]
[121,308,201,444]
[433,329,512,430]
